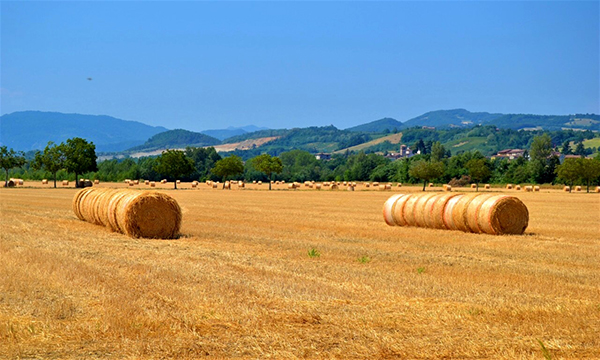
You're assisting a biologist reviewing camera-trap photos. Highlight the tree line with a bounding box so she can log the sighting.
[2,134,600,192]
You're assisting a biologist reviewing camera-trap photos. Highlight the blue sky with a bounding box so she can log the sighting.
[1,1,598,132]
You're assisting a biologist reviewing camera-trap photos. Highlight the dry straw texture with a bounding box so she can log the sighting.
[385,192,528,235]
[72,188,182,239]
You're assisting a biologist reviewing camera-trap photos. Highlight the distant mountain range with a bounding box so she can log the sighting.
[1,109,598,154]
[0,111,168,152]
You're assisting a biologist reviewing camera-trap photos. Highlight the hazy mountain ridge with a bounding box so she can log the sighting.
[0,111,168,152]
[127,129,221,153]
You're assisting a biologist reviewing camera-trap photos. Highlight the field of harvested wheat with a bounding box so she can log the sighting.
[1,183,599,359]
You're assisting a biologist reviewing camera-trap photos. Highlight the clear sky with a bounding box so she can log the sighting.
[1,1,598,132]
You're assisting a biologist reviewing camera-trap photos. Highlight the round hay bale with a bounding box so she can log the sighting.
[484,184,491,189]
[252,180,257,184]
[534,186,540,192]
[145,180,150,185]
[515,185,521,191]
[524,186,533,192]
[62,180,69,186]
[451,193,484,233]
[330,184,338,190]
[464,194,498,233]
[506,184,513,190]
[128,182,134,187]
[443,184,452,192]
[288,184,295,189]
[595,186,600,193]
[575,186,582,192]
[391,194,413,226]
[106,191,133,233]
[134,180,139,185]
[125,179,130,183]
[427,193,460,229]
[429,183,434,187]
[191,183,197,188]
[383,194,405,226]
[114,191,181,239]
[365,183,370,188]
[150,181,156,187]
[95,189,121,227]
[413,193,439,228]
[347,186,354,191]
[372,182,380,187]
[397,183,402,187]
[6,180,15,187]
[315,184,322,190]
[563,186,570,192]
[258,181,262,185]
[470,184,477,189]
[224,181,231,189]
[94,179,100,185]
[42,179,48,185]
[476,195,528,235]
[161,179,167,184]
[402,194,423,227]
[442,194,464,231]
[212,182,218,189]
[72,187,94,221]
[176,180,181,184]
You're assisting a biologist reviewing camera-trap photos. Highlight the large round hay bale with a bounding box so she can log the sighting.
[391,194,413,226]
[476,195,528,235]
[383,194,405,226]
[464,194,498,233]
[402,194,423,227]
[75,188,181,239]
[288,184,295,189]
[451,193,484,233]
[426,193,459,229]
[42,179,48,185]
[442,194,464,231]
[413,193,439,227]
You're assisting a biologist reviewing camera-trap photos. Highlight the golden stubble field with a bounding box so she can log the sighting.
[1,183,599,359]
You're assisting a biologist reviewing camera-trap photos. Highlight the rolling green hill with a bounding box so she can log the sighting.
[401,109,504,129]
[345,118,404,133]
[484,114,600,131]
[126,129,221,152]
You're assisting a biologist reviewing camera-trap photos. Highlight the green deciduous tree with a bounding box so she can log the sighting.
[252,154,283,190]
[154,149,195,189]
[430,141,447,162]
[0,146,26,187]
[409,160,445,191]
[465,158,491,191]
[32,141,66,188]
[579,158,600,192]
[211,155,245,189]
[63,137,98,187]
[555,158,580,192]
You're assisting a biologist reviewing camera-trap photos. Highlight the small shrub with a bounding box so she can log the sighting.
[357,256,371,264]
[307,248,320,258]
[417,267,426,274]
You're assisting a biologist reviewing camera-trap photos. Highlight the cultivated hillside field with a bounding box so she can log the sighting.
[1,183,599,359]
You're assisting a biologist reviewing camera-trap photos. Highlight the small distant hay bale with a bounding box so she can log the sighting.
[191,183,197,188]
[288,184,295,189]
[534,186,540,192]
[364,183,370,188]
[470,184,477,189]
[42,179,48,185]
[161,179,167,184]
[6,180,16,187]
[575,186,582,192]
[443,184,452,192]
[212,182,218,188]
[429,183,434,187]
[79,179,93,188]
[315,183,322,190]
[133,180,139,185]
[128,182,134,187]
[176,180,181,184]
[62,180,69,186]
[373,182,380,187]
[257,181,262,185]
[524,186,533,192]
[506,184,513,190]
[94,180,100,185]
[515,185,521,191]
[347,186,354,191]
[484,184,491,189]
[397,183,402,187]
[563,186,570,192]
[125,179,130,183]
[150,182,156,187]
[330,184,338,190]
[252,180,257,184]
[238,182,245,188]
[224,181,231,189]
[145,180,150,185]
[595,186,600,193]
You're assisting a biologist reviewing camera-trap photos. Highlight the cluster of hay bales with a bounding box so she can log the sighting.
[72,188,181,239]
[7,178,24,186]
[383,192,529,235]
